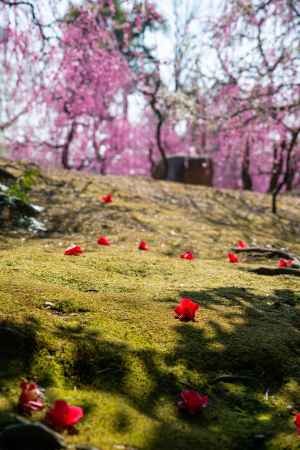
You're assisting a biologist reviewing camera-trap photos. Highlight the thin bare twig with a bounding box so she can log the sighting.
[232,246,300,265]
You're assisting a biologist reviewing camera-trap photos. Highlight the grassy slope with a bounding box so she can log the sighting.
[1,165,300,449]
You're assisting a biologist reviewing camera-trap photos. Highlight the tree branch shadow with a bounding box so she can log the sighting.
[1,285,300,449]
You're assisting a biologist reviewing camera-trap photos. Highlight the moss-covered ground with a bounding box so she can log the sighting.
[1,163,300,449]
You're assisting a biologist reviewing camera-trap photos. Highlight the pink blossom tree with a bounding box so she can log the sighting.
[0,0,166,172]
[198,0,300,212]
[0,0,213,182]
[2,0,300,215]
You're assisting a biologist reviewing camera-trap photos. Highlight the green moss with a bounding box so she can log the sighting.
[1,167,300,449]
[30,349,65,387]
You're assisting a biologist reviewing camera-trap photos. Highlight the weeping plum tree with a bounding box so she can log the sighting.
[198,0,300,213]
[1,0,300,213]
[43,2,133,170]
[0,0,213,179]
[0,0,167,172]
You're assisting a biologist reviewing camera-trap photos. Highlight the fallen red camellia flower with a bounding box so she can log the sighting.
[278,258,294,268]
[228,252,238,263]
[101,193,112,204]
[64,245,83,256]
[175,297,199,322]
[97,236,110,246]
[178,390,208,415]
[295,413,300,435]
[138,240,149,251]
[45,400,84,430]
[180,251,194,260]
[18,380,44,415]
[236,240,248,249]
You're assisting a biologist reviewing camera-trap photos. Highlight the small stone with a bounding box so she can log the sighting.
[0,183,8,192]
[0,422,66,450]
[44,302,55,308]
[28,217,47,233]
[31,204,45,213]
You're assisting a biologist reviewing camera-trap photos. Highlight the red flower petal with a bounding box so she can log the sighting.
[101,193,112,204]
[138,241,149,251]
[26,399,45,411]
[46,400,84,429]
[18,380,44,414]
[180,251,194,260]
[236,240,248,249]
[228,252,238,263]
[178,390,208,415]
[97,236,110,246]
[175,297,199,321]
[64,245,83,256]
[278,258,293,268]
[295,413,300,435]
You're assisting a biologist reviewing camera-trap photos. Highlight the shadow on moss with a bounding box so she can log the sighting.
[0,318,40,388]
[1,286,299,449]
[59,285,299,449]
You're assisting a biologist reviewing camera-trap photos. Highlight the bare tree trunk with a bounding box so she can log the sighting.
[61,122,76,169]
[271,130,299,214]
[241,139,252,190]
[150,96,168,179]
[268,141,284,193]
[286,155,296,191]
[148,145,155,175]
[99,154,108,175]
[142,78,169,179]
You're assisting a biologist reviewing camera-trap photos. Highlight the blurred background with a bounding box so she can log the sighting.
[0,0,299,214]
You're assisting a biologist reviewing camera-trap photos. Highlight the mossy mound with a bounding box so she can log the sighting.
[0,160,300,449]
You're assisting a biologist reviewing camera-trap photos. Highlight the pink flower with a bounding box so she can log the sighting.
[175,297,199,322]
[64,245,83,256]
[135,15,143,32]
[228,252,238,263]
[180,251,194,260]
[97,236,110,246]
[138,240,149,251]
[295,413,300,435]
[178,390,208,415]
[45,400,84,430]
[101,193,112,204]
[236,240,248,249]
[278,258,293,268]
[18,380,44,415]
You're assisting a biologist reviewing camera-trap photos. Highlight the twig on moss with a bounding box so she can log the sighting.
[212,374,257,384]
[232,246,300,266]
